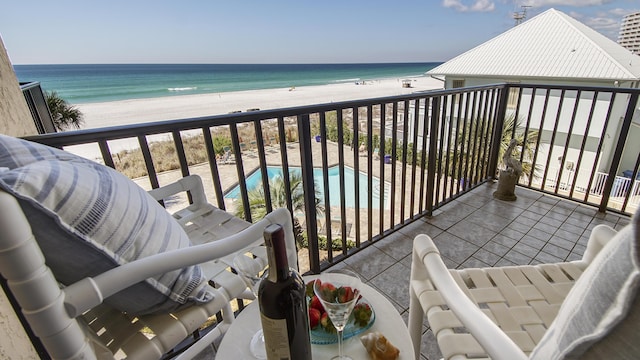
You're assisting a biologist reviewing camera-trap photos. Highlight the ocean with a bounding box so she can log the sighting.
[13,63,441,104]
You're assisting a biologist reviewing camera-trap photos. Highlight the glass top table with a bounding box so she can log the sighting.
[216,275,415,359]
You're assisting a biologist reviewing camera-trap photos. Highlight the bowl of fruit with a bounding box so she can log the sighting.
[305,279,375,345]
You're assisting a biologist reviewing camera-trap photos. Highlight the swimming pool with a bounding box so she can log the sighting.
[224,166,390,209]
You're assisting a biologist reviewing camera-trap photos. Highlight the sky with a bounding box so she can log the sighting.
[1,0,638,65]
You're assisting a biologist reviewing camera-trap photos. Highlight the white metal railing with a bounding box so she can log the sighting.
[592,172,640,207]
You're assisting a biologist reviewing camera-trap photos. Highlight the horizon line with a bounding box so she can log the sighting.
[13,61,445,66]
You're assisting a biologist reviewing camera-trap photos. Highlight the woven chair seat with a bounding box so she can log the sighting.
[408,222,626,360]
[412,262,586,359]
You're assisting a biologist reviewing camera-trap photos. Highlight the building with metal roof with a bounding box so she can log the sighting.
[419,9,640,197]
[427,8,640,89]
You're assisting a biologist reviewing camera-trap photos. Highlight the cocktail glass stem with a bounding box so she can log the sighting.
[336,328,345,359]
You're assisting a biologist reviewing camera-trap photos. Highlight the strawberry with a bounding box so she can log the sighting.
[318,282,337,301]
[310,295,324,312]
[308,308,321,329]
[336,286,355,303]
[320,312,336,334]
[305,279,317,298]
[319,312,330,327]
[352,303,373,327]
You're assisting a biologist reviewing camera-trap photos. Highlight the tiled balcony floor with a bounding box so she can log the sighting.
[331,182,630,360]
[200,182,631,359]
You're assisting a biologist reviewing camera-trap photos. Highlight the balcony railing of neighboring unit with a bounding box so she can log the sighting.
[20,82,56,134]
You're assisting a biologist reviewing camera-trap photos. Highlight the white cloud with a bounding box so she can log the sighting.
[443,0,495,12]
[567,9,626,40]
[608,7,636,16]
[524,0,614,7]
[472,0,496,11]
[586,16,620,30]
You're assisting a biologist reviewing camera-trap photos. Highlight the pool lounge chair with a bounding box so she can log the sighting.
[221,149,234,164]
[331,218,353,239]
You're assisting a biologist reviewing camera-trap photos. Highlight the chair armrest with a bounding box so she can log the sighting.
[147,174,208,208]
[581,224,618,264]
[413,234,527,360]
[64,208,295,318]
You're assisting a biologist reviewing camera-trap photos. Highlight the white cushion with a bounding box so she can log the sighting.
[0,134,213,315]
[530,209,639,359]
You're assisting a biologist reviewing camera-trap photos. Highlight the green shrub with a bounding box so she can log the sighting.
[297,231,356,251]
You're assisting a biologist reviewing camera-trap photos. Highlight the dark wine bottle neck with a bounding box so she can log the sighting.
[264,223,290,281]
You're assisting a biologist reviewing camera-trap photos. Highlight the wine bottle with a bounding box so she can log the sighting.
[258,223,312,360]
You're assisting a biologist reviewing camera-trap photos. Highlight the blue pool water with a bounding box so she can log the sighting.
[224,166,389,209]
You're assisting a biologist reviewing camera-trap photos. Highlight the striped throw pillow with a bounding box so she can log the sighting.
[0,134,213,315]
[530,209,639,359]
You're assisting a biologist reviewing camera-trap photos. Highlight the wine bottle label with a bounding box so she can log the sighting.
[260,313,292,360]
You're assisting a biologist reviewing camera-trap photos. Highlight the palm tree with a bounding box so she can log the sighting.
[45,91,84,131]
[233,171,325,249]
[446,113,540,183]
[233,170,324,222]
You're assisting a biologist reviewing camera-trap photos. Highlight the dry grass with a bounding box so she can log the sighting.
[110,107,396,179]
[113,134,218,178]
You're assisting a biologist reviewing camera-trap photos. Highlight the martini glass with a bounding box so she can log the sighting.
[233,253,268,359]
[313,269,361,360]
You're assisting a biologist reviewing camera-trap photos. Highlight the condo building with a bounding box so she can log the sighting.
[618,11,640,55]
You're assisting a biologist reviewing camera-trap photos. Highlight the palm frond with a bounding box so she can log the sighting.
[45,91,84,131]
[234,169,324,221]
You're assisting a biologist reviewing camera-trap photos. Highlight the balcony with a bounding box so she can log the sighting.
[18,82,639,358]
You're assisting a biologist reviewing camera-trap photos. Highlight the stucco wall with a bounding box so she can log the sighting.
[0,291,39,359]
[0,35,39,358]
[0,35,37,137]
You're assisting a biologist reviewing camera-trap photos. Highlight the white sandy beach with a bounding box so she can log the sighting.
[65,77,443,161]
[76,77,444,129]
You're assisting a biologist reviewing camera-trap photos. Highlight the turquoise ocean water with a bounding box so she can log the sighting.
[13,63,440,104]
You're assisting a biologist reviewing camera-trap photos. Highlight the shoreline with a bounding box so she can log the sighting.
[64,76,443,161]
[75,76,444,129]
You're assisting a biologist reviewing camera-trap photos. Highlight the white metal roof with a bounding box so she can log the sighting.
[427,8,640,81]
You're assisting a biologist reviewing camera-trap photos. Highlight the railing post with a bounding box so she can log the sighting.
[230,123,251,222]
[426,97,440,216]
[487,84,510,179]
[599,91,638,212]
[298,114,321,273]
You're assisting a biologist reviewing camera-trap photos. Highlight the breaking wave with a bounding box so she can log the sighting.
[333,78,360,83]
[167,87,197,91]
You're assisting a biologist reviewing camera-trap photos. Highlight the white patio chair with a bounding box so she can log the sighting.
[409,210,640,360]
[0,173,297,360]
